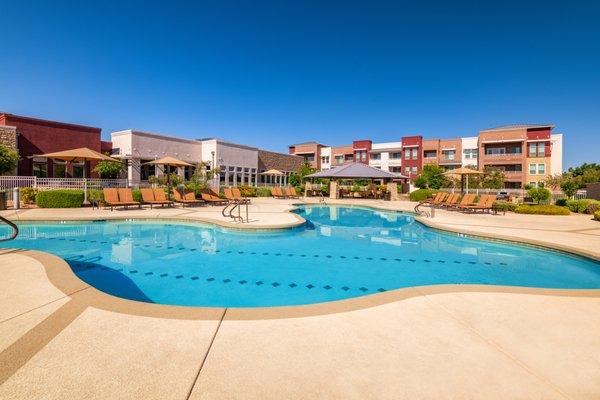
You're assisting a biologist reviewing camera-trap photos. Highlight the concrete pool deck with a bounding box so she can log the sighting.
[1,198,599,399]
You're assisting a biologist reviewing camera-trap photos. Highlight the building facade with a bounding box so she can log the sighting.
[289,124,563,188]
[0,112,110,178]
[111,130,302,187]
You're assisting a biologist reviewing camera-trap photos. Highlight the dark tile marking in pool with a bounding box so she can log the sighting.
[256,281,264,286]
[262,252,269,256]
[207,277,215,282]
[300,254,306,257]
[438,260,445,263]
[359,287,368,292]
[313,255,319,258]
[239,280,247,284]
[237,251,244,254]
[341,286,350,291]
[409,259,415,262]
[340,256,346,259]
[59,238,66,240]
[454,261,461,264]
[377,288,386,292]
[145,272,154,276]
[223,279,231,283]
[175,275,184,279]
[394,258,402,262]
[272,282,280,287]
[178,248,185,251]
[191,276,199,280]
[468,261,476,264]
[289,283,297,288]
[323,285,332,290]
[366,257,373,260]
[424,260,431,263]
[326,255,332,258]
[190,248,197,251]
[306,284,315,289]
[484,262,492,265]
[275,253,282,256]
[130,270,138,274]
[160,273,168,277]
[380,257,387,261]
[353,256,360,260]
[500,262,508,266]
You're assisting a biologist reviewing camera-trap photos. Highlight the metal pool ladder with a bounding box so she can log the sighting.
[0,216,18,242]
[221,201,249,223]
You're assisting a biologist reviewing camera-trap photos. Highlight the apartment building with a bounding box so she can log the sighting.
[289,124,563,189]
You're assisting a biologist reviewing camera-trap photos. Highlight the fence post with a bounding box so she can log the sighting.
[33,176,37,189]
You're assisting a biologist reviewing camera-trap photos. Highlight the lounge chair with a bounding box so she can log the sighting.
[117,188,142,209]
[153,188,174,207]
[284,186,299,199]
[172,189,204,207]
[103,188,130,211]
[223,188,238,203]
[271,187,287,199]
[440,193,460,208]
[200,189,228,205]
[232,187,251,204]
[460,195,497,213]
[448,193,475,210]
[141,188,173,209]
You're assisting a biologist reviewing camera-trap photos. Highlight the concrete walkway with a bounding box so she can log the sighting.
[1,198,599,399]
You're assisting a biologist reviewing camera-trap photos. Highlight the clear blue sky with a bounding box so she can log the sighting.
[1,1,599,169]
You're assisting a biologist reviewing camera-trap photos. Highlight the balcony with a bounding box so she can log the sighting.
[503,172,524,182]
[481,153,524,164]
[423,157,438,165]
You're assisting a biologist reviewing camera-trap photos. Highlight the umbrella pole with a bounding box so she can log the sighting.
[83,159,89,206]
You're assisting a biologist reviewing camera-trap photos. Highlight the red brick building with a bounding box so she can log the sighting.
[0,113,110,178]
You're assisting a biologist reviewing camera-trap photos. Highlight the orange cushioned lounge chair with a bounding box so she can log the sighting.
[140,188,173,209]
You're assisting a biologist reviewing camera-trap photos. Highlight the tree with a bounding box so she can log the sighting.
[289,162,315,187]
[0,144,19,175]
[560,178,579,198]
[185,162,214,194]
[414,164,451,189]
[528,187,551,204]
[481,167,505,189]
[93,160,124,179]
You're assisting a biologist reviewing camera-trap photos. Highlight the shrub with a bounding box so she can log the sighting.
[256,187,272,197]
[555,198,568,207]
[132,189,143,203]
[0,143,19,175]
[409,189,437,202]
[492,201,518,213]
[237,185,256,197]
[595,211,600,222]
[88,189,104,205]
[566,199,600,214]
[527,187,551,204]
[515,205,570,215]
[294,186,303,195]
[560,178,579,198]
[36,190,84,208]
[20,187,38,204]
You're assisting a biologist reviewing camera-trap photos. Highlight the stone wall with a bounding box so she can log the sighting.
[586,183,600,200]
[258,150,303,173]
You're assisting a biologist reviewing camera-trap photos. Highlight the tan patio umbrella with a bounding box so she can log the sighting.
[260,169,285,186]
[443,167,483,194]
[143,156,193,198]
[33,147,121,205]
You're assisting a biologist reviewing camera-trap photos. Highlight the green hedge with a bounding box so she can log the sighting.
[566,199,600,214]
[595,211,600,222]
[36,190,84,208]
[237,185,256,197]
[555,198,568,207]
[492,200,518,213]
[409,189,437,202]
[256,187,272,197]
[515,205,570,215]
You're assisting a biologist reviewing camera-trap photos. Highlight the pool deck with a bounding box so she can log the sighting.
[1,198,599,399]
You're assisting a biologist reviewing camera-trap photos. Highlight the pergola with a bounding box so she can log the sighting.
[305,162,408,199]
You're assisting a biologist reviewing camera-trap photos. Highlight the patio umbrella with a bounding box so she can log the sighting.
[443,167,483,194]
[143,156,193,198]
[32,147,120,205]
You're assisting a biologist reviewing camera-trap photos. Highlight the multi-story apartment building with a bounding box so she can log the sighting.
[289,124,563,189]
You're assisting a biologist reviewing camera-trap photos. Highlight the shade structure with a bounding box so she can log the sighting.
[442,167,483,194]
[33,147,121,205]
[306,162,407,180]
[260,169,284,176]
[143,156,194,168]
[143,157,194,199]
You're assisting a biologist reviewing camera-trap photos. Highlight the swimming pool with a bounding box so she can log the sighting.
[1,205,599,307]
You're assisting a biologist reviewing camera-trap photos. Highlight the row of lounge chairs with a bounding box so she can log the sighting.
[271,186,299,199]
[423,192,498,213]
[102,188,234,211]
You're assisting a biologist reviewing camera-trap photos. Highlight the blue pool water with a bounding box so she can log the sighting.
[1,205,599,307]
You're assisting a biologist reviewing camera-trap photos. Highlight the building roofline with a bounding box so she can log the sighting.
[480,124,555,133]
[0,112,101,133]
[111,129,201,144]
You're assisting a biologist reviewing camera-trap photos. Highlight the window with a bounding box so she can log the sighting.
[355,150,367,162]
[335,155,344,165]
[412,166,418,174]
[390,152,402,160]
[321,156,330,164]
[529,164,536,175]
[33,161,47,178]
[537,164,545,174]
[537,143,545,156]
[529,143,537,157]
[404,150,410,160]
[463,149,478,159]
[72,163,84,178]
[390,166,401,173]
[344,154,353,162]
[529,181,538,188]
[442,150,455,161]
[404,166,411,174]
[370,152,381,160]
[54,162,67,178]
[424,150,437,159]
[472,149,478,159]
[411,148,418,160]
[303,154,315,162]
